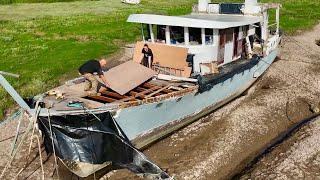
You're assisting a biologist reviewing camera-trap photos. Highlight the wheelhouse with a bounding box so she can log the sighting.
[127,0,281,76]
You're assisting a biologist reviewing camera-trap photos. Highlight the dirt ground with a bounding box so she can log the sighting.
[239,117,320,180]
[0,25,319,180]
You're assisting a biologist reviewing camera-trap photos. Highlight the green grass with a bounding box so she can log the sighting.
[0,0,319,119]
[0,0,95,4]
[0,0,198,119]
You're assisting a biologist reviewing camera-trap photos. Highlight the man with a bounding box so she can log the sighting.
[141,44,153,68]
[79,59,110,95]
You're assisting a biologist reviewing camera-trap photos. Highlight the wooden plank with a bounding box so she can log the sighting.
[157,74,198,83]
[135,87,148,92]
[133,41,189,69]
[89,96,116,103]
[143,82,174,93]
[100,91,128,99]
[145,84,173,98]
[103,61,157,95]
[131,86,160,98]
[118,85,161,102]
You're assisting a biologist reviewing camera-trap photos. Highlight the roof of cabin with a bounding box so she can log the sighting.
[127,14,261,29]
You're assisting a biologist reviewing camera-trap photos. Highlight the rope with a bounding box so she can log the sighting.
[0,103,40,179]
[10,113,23,156]
[0,109,22,128]
[47,110,60,179]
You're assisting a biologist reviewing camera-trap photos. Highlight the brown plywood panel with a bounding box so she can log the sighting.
[104,61,157,95]
[133,41,189,70]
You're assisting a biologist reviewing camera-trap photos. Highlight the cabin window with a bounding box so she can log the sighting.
[205,29,214,45]
[155,25,166,43]
[170,26,185,45]
[189,28,202,45]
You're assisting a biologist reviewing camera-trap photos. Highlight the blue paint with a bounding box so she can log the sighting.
[115,50,278,140]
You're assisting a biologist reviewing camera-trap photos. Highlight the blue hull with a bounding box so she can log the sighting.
[114,50,278,147]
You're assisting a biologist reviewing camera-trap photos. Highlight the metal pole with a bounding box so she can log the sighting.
[0,71,20,78]
[141,24,145,42]
[0,74,31,114]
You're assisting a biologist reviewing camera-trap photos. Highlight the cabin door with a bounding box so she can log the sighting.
[218,29,226,65]
[224,28,234,64]
[233,27,239,59]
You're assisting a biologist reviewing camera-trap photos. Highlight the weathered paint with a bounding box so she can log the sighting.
[115,49,278,140]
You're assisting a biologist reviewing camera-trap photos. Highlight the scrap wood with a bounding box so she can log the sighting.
[145,84,174,98]
[157,74,198,83]
[118,86,161,102]
[133,41,188,69]
[103,61,157,95]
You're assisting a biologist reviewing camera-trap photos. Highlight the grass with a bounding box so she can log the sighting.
[0,0,198,119]
[0,0,319,119]
[0,0,95,4]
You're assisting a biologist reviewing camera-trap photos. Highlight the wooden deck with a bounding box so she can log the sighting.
[85,81,193,104]
[43,78,197,111]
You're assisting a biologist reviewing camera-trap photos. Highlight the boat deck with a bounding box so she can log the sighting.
[43,78,198,111]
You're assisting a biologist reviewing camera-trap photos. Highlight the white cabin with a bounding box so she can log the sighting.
[127,0,281,76]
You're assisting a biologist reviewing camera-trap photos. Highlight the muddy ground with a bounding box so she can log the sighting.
[0,25,319,180]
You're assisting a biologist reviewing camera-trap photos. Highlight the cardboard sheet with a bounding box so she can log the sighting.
[133,41,189,70]
[104,61,157,95]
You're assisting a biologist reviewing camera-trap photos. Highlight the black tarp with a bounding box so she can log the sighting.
[38,112,170,179]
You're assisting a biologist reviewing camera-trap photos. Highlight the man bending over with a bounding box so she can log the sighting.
[79,58,110,95]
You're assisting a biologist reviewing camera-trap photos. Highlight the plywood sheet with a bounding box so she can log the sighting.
[104,61,157,95]
[133,41,189,70]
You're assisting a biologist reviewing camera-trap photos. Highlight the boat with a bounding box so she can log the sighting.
[0,0,282,178]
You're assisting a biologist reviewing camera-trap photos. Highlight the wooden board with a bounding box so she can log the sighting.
[104,61,157,95]
[133,41,189,70]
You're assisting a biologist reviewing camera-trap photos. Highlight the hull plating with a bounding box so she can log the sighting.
[115,50,278,143]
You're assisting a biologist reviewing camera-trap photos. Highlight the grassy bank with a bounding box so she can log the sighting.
[0,0,96,5]
[0,0,319,119]
[0,0,198,119]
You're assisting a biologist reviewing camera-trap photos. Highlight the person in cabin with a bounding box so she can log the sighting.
[141,44,153,68]
[78,59,110,96]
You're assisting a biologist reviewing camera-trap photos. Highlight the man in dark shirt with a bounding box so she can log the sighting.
[79,59,110,95]
[141,44,153,68]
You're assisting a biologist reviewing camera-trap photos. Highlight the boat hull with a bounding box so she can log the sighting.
[114,50,278,148]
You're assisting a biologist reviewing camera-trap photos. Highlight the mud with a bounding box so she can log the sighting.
[0,24,319,180]
[239,117,320,180]
[104,25,320,180]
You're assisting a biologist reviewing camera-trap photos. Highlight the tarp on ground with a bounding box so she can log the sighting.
[37,112,169,179]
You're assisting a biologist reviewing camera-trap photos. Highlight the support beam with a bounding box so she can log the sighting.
[89,95,116,103]
[201,28,206,45]
[145,84,173,98]
[149,24,155,43]
[213,29,219,45]
[0,75,31,114]
[143,83,174,93]
[141,24,145,42]
[100,91,128,99]
[276,6,280,35]
[165,25,170,45]
[184,27,189,45]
